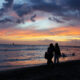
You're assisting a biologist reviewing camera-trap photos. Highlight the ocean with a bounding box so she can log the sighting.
[0,44,80,71]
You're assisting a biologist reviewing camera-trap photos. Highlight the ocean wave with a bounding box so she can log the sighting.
[0,48,47,52]
[0,57,43,63]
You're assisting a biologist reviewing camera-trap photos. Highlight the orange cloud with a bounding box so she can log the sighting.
[0,26,80,42]
[50,26,80,36]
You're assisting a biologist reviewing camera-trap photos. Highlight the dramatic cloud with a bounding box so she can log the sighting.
[3,0,13,8]
[13,4,32,17]
[0,0,80,45]
[49,17,64,23]
[13,0,80,26]
[0,0,80,25]
[31,14,37,22]
[0,18,12,23]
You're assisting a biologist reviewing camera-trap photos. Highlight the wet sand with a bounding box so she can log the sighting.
[0,60,80,80]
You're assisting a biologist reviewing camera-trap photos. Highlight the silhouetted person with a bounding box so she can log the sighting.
[54,43,61,64]
[46,43,55,65]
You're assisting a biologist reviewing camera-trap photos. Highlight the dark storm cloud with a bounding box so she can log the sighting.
[31,14,36,22]
[1,0,80,18]
[16,18,25,24]
[49,17,64,23]
[63,0,80,9]
[0,0,80,24]
[0,8,4,16]
[0,0,13,17]
[13,0,60,17]
[13,0,80,23]
[29,0,80,12]
[13,4,32,17]
[32,0,60,12]
[0,18,12,23]
[3,0,13,8]
[13,0,61,23]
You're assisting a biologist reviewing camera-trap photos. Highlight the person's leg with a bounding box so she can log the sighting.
[47,59,49,65]
[47,59,51,65]
[50,58,53,64]
[57,56,59,63]
[54,55,56,64]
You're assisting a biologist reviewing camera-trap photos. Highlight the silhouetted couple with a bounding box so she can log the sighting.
[45,43,61,65]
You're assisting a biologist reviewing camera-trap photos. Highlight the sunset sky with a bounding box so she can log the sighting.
[0,0,80,45]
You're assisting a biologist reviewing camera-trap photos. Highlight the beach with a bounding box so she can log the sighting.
[0,60,80,80]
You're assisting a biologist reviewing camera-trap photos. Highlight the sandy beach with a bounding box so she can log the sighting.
[0,60,80,80]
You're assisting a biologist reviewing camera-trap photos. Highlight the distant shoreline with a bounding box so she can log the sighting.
[0,44,80,48]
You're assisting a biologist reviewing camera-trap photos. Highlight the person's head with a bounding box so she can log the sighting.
[55,43,59,47]
[49,43,54,47]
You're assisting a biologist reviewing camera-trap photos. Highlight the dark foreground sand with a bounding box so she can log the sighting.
[0,60,80,80]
